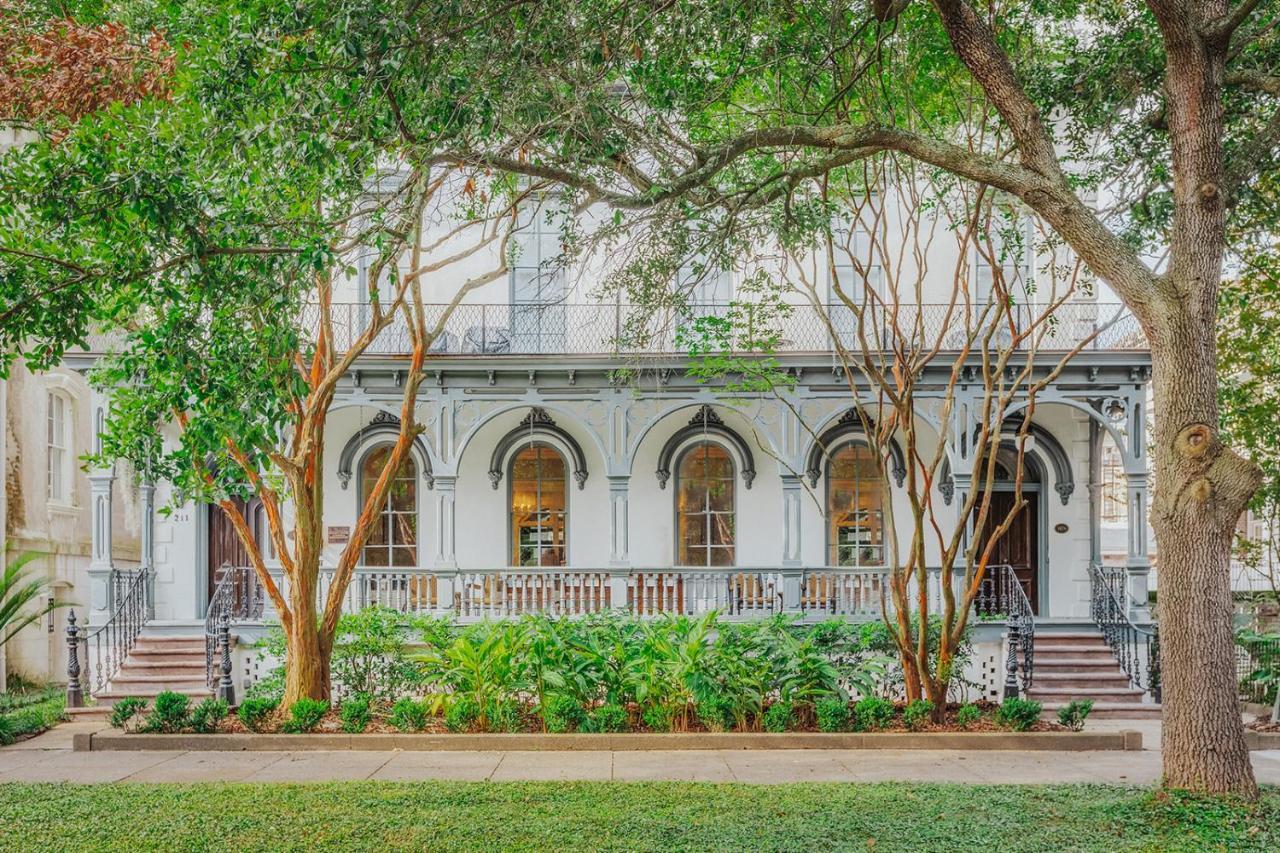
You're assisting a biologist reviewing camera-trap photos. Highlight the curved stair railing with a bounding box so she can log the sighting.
[977,563,1036,696]
[65,568,149,705]
[204,564,264,687]
[1088,562,1161,701]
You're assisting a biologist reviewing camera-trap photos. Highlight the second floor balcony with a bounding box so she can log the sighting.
[320,301,1146,358]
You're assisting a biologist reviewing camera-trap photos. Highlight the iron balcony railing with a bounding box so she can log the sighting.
[81,301,1147,357]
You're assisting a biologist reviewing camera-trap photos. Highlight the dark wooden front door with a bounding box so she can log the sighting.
[207,498,261,600]
[976,490,1039,614]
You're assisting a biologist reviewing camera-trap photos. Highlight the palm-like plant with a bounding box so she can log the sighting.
[1,553,65,651]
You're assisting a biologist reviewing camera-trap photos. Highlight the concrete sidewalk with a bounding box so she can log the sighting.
[3,721,1278,785]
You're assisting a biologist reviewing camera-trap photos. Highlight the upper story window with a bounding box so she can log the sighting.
[676,255,733,318]
[973,213,1033,305]
[359,444,418,567]
[829,210,882,305]
[511,201,568,305]
[1100,441,1127,524]
[47,391,70,503]
[676,442,736,566]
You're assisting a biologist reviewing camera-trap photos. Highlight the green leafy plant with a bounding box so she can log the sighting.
[237,697,278,733]
[1056,699,1094,732]
[141,691,190,733]
[695,695,734,733]
[996,698,1043,732]
[853,696,895,732]
[190,698,229,734]
[442,697,477,733]
[339,696,372,734]
[589,703,629,733]
[0,553,68,650]
[815,697,852,733]
[642,703,676,733]
[542,694,586,734]
[331,607,426,702]
[391,697,432,733]
[763,701,793,733]
[108,697,148,731]
[280,698,328,734]
[485,699,522,733]
[902,700,934,731]
[954,703,982,729]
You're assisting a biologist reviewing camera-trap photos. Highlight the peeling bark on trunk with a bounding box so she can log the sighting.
[282,570,330,706]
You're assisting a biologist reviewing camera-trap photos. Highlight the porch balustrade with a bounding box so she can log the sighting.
[243,564,1025,624]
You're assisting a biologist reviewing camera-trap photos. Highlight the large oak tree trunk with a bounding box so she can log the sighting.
[1149,306,1259,796]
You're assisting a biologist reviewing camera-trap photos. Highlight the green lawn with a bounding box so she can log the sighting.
[0,782,1276,851]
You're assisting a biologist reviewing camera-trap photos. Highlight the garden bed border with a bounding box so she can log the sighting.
[74,729,1143,752]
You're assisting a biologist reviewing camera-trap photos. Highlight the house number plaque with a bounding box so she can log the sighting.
[327,526,351,544]
[1054,523,1069,534]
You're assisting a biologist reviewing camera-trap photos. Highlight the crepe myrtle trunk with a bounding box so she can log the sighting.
[282,562,332,706]
[1148,302,1260,796]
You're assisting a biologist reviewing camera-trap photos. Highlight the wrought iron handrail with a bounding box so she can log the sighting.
[204,564,264,688]
[978,564,1036,695]
[1088,562,1161,701]
[65,568,149,703]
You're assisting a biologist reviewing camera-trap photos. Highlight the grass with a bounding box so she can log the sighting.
[0,782,1275,851]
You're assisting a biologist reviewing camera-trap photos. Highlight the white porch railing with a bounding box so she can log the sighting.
[254,565,1014,623]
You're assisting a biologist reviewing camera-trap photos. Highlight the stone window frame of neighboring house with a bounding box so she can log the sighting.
[356,442,420,569]
[825,440,886,568]
[674,440,738,568]
[508,441,569,568]
[675,251,734,319]
[1100,440,1128,525]
[43,380,78,509]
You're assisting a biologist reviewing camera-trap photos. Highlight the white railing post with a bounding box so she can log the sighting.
[609,569,631,614]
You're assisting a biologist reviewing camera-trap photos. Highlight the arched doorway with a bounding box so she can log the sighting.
[974,445,1044,614]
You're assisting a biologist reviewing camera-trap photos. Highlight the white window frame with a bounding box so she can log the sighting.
[47,391,71,504]
[973,213,1034,305]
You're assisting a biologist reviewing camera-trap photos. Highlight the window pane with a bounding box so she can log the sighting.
[708,547,734,567]
[510,444,569,567]
[709,513,734,546]
[360,445,419,567]
[391,546,416,567]
[827,443,884,567]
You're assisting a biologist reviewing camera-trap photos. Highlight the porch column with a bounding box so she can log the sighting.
[608,477,630,567]
[86,390,115,624]
[139,480,156,619]
[780,474,804,612]
[432,475,457,613]
[1125,472,1152,618]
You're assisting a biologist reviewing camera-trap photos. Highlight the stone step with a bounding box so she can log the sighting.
[110,674,210,690]
[132,640,206,655]
[1031,672,1132,689]
[94,686,213,701]
[1034,632,1108,645]
[1039,701,1162,720]
[1034,658,1127,670]
[118,660,207,674]
[1034,646,1117,658]
[126,651,207,664]
[1027,685,1145,703]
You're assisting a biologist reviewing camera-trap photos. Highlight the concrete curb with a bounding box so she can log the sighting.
[1244,730,1280,751]
[74,729,1143,752]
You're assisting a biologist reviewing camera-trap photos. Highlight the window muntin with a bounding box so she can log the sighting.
[47,392,69,502]
[359,445,418,567]
[510,443,568,567]
[827,443,884,567]
[676,442,736,567]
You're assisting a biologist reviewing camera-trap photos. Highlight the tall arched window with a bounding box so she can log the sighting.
[676,442,735,566]
[827,443,884,566]
[510,443,567,566]
[359,445,418,567]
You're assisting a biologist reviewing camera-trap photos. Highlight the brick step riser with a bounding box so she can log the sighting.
[130,645,207,656]
[119,661,208,672]
[1034,659,1126,669]
[1034,649,1119,660]
[1033,635,1109,645]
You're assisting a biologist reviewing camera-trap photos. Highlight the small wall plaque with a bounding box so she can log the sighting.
[327,525,351,544]
[1054,523,1069,534]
